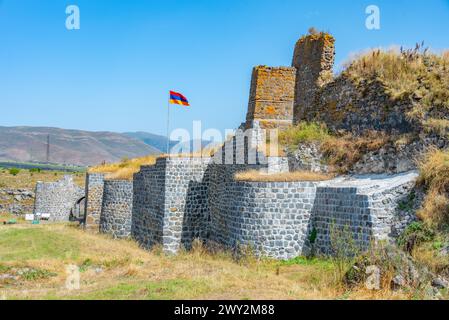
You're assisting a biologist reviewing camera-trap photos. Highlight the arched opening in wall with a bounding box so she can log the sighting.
[70,196,86,222]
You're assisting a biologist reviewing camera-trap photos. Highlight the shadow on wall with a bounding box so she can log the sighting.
[311,188,373,257]
[181,178,211,250]
[131,159,167,249]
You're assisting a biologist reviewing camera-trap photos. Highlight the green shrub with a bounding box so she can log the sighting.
[8,168,20,176]
[79,258,94,272]
[308,227,317,244]
[279,122,330,148]
[29,168,41,173]
[19,268,56,281]
[397,222,435,253]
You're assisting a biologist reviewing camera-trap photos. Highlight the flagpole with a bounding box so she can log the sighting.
[166,97,170,155]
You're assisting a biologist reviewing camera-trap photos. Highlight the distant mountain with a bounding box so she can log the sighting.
[123,132,176,153]
[124,132,215,153]
[0,126,161,167]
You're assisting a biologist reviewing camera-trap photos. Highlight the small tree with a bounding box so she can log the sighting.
[9,168,20,176]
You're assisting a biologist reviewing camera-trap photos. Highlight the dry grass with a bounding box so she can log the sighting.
[344,47,449,134]
[235,170,332,182]
[278,122,390,174]
[413,240,449,279]
[417,148,449,228]
[344,48,425,99]
[89,146,223,181]
[89,155,158,180]
[320,131,389,174]
[0,169,85,189]
[0,223,416,300]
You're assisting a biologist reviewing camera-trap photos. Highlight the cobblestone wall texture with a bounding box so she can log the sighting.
[312,172,418,255]
[130,152,418,259]
[209,179,317,259]
[84,173,105,226]
[33,175,84,221]
[100,180,133,239]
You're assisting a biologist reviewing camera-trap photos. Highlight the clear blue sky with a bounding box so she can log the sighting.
[1,0,449,136]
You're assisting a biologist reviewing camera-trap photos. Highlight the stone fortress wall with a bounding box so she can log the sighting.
[245,66,296,130]
[99,179,133,239]
[129,152,416,259]
[33,32,426,259]
[84,173,105,227]
[132,157,213,253]
[33,175,84,222]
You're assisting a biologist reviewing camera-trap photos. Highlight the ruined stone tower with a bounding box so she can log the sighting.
[245,66,296,129]
[292,32,335,123]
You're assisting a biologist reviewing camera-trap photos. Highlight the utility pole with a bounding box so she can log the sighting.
[46,134,50,164]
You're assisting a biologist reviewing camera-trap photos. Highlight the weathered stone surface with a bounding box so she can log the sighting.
[287,142,328,173]
[0,188,35,216]
[33,175,84,222]
[345,244,430,290]
[432,277,449,289]
[84,173,105,227]
[246,66,296,129]
[100,180,133,239]
[292,33,335,123]
[351,136,449,174]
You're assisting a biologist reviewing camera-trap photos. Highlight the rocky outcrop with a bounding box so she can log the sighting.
[287,142,328,173]
[345,244,448,298]
[0,188,35,216]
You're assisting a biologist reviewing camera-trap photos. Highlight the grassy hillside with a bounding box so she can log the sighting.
[0,126,160,167]
[0,224,413,300]
[343,47,449,134]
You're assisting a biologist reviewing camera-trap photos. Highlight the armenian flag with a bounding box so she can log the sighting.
[169,91,190,106]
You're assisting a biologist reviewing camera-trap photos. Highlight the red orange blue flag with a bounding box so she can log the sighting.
[169,91,190,106]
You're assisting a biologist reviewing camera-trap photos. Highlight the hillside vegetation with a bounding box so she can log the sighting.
[279,122,389,174]
[89,155,158,180]
[417,148,449,228]
[343,46,449,134]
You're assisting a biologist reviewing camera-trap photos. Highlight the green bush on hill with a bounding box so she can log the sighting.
[8,168,20,176]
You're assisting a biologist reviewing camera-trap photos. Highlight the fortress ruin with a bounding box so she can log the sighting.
[34,32,430,259]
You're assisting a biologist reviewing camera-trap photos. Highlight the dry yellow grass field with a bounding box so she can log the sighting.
[0,169,85,190]
[0,224,412,300]
[235,170,332,182]
[89,155,158,180]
